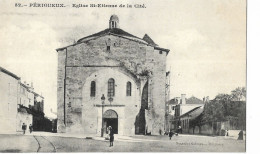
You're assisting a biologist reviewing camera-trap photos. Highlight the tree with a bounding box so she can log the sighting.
[231,87,246,101]
[205,87,246,130]
[214,93,231,101]
[202,100,225,123]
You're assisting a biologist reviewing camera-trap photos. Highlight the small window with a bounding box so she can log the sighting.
[90,81,96,97]
[108,78,115,97]
[126,82,131,96]
[159,51,163,54]
[68,102,71,107]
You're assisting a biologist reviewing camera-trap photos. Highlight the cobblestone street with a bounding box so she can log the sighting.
[0,133,245,152]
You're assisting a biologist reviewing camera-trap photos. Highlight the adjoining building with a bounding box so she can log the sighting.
[17,82,35,133]
[170,94,206,131]
[0,66,45,134]
[56,15,170,136]
[0,67,21,134]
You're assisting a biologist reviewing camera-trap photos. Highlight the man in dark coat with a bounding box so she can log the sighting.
[169,131,173,140]
[109,127,114,147]
[22,123,26,134]
[238,130,244,140]
[29,124,33,133]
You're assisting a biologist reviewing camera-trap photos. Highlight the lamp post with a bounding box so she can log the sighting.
[101,94,105,137]
[108,96,113,105]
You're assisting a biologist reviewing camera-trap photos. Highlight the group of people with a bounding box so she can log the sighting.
[21,123,33,134]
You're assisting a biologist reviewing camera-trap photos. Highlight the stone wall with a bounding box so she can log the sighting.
[0,71,19,133]
[57,34,167,135]
[57,48,66,133]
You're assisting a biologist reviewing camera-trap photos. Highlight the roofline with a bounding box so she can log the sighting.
[77,28,143,43]
[154,46,170,55]
[179,106,202,118]
[20,83,44,99]
[32,91,44,99]
[56,33,148,51]
[56,33,170,55]
[20,82,29,88]
[0,67,21,80]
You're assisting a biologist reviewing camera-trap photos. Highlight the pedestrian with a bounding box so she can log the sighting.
[106,126,111,140]
[109,127,114,147]
[225,129,229,137]
[159,129,162,135]
[238,130,244,140]
[169,130,173,140]
[22,123,26,134]
[178,126,182,134]
[29,124,33,133]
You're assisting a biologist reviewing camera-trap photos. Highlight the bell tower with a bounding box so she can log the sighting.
[109,15,119,29]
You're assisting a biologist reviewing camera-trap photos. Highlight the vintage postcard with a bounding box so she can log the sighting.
[0,0,246,152]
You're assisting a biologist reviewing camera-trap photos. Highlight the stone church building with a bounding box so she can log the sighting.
[56,15,170,136]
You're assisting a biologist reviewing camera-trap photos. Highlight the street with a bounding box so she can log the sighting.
[0,133,245,152]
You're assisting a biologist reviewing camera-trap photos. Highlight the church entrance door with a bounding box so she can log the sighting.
[103,110,118,134]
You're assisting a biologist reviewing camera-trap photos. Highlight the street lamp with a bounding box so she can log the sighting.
[101,94,105,137]
[108,97,113,105]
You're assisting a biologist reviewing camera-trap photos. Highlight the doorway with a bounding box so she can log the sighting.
[103,110,118,134]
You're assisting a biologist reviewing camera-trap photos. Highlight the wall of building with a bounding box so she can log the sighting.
[17,84,34,132]
[19,85,34,107]
[57,48,66,132]
[81,68,140,135]
[57,34,167,135]
[0,71,19,134]
[16,113,33,133]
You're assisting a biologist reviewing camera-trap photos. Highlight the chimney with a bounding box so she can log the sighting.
[181,94,186,104]
[203,97,205,102]
[176,97,181,104]
[31,82,33,88]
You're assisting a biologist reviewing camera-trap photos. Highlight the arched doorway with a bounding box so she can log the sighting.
[103,110,118,134]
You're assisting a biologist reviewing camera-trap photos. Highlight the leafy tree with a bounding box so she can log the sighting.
[203,87,246,130]
[202,100,225,123]
[230,87,246,101]
[214,94,231,101]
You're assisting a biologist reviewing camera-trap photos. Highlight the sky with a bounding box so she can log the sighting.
[0,0,246,118]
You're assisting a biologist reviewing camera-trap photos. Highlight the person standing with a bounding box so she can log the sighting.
[109,127,114,147]
[29,124,33,133]
[225,129,229,137]
[238,130,244,140]
[178,126,182,134]
[169,130,173,140]
[22,123,26,134]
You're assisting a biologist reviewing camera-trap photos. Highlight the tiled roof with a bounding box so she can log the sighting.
[143,34,158,46]
[180,106,204,119]
[0,66,20,80]
[77,28,143,43]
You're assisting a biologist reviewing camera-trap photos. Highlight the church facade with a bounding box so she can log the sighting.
[56,15,170,136]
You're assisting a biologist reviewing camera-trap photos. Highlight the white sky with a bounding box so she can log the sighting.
[0,0,246,117]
